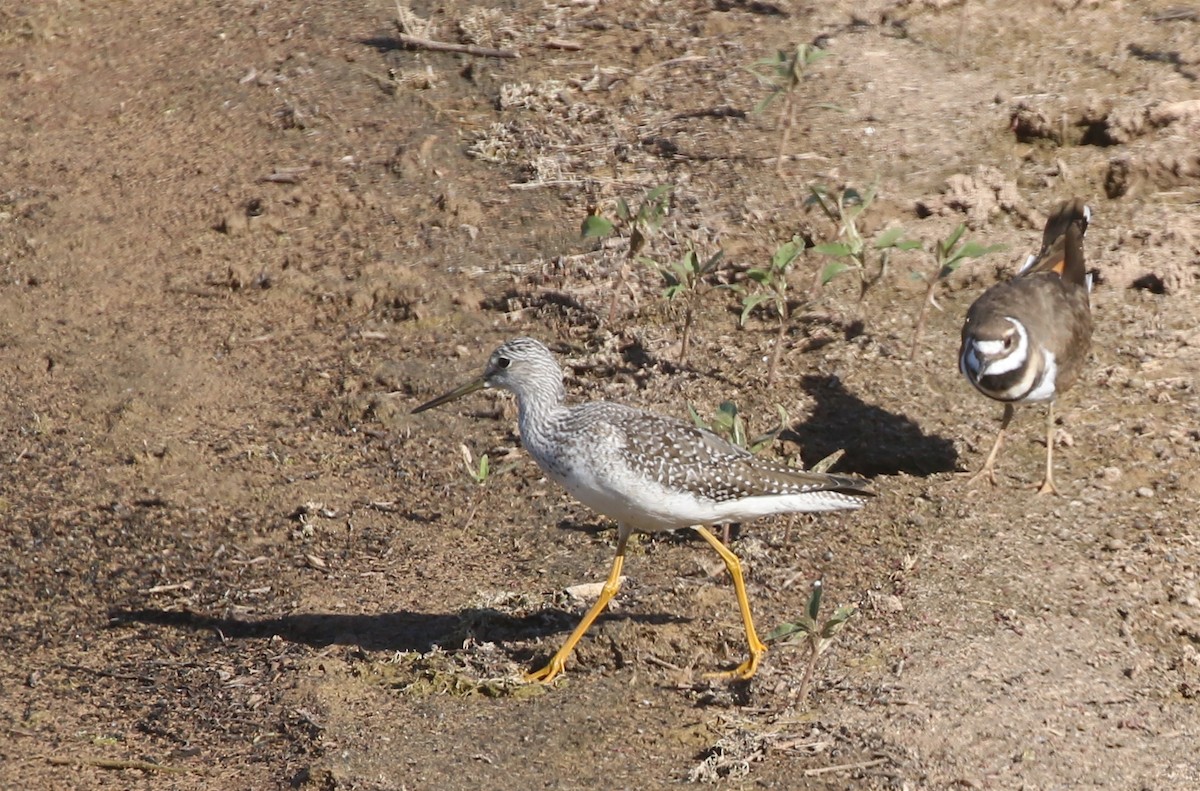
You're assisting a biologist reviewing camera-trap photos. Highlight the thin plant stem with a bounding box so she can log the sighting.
[679,302,694,365]
[767,311,788,385]
[909,277,940,360]
[776,92,793,177]
[796,644,819,706]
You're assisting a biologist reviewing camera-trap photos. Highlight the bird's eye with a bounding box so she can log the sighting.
[496,356,511,369]
[1003,335,1013,349]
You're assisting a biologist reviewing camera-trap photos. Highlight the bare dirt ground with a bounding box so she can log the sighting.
[2,1,1199,788]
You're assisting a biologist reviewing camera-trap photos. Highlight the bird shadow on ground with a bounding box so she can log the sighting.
[555,518,744,551]
[785,373,958,477]
[108,606,684,655]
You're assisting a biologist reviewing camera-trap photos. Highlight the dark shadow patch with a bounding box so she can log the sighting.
[1128,44,1198,81]
[108,605,685,656]
[110,608,466,653]
[786,374,957,476]
[553,520,748,561]
[1131,273,1166,294]
[1079,120,1120,147]
[360,36,402,53]
[554,517,617,537]
[618,335,655,371]
[713,0,789,16]
[672,105,747,122]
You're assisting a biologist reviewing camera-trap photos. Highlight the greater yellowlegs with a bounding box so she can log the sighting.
[413,337,873,683]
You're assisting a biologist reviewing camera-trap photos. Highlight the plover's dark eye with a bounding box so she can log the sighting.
[1003,335,1013,349]
[496,357,511,369]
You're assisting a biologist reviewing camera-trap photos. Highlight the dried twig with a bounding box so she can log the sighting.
[45,756,187,774]
[802,756,889,776]
[394,32,518,59]
[259,167,310,184]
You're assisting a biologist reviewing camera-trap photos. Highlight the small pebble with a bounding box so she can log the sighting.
[1136,486,1154,498]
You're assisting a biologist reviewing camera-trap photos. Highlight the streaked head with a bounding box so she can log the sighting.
[412,337,562,413]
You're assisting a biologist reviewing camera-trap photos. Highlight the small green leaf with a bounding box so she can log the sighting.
[581,214,614,239]
[821,605,857,639]
[771,239,804,270]
[811,242,853,257]
[615,198,631,222]
[714,401,738,436]
[753,91,780,115]
[663,284,684,300]
[745,267,772,284]
[806,580,824,622]
[820,260,852,284]
[954,241,1005,259]
[739,293,772,326]
[942,222,967,252]
[755,52,787,69]
[748,404,788,454]
[763,622,803,642]
[873,227,906,249]
[943,241,1004,274]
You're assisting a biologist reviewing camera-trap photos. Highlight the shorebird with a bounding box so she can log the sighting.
[959,198,1093,494]
[413,337,873,683]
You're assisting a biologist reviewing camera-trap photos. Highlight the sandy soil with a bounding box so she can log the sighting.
[2,1,1199,788]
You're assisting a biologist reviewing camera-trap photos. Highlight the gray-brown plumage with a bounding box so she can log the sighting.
[959,198,1093,494]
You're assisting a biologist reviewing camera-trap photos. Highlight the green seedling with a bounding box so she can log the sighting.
[735,237,805,385]
[459,444,491,485]
[765,579,856,706]
[644,248,725,365]
[688,400,789,455]
[908,223,1004,360]
[581,185,673,323]
[751,44,830,174]
[808,184,921,302]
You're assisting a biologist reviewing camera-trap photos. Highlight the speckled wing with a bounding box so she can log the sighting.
[570,403,873,505]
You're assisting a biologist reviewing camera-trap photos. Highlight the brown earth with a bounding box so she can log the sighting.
[2,1,1199,789]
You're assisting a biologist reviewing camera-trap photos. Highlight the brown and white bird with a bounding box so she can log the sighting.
[959,198,1093,494]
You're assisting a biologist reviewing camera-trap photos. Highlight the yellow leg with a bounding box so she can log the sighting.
[1036,402,1059,496]
[693,526,767,681]
[525,526,631,684]
[966,403,1014,488]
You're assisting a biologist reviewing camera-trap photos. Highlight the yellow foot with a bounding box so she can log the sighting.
[1035,478,1060,496]
[703,649,764,682]
[524,656,567,684]
[962,467,998,488]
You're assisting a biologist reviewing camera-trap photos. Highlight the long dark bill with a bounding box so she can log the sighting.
[411,376,487,414]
